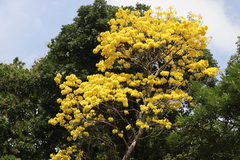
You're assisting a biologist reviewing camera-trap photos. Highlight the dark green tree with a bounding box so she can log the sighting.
[0,58,70,159]
[0,58,38,158]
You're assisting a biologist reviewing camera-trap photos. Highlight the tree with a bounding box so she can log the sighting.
[49,6,218,159]
[0,58,38,158]
[0,57,69,159]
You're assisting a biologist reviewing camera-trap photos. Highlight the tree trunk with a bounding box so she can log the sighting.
[122,128,144,160]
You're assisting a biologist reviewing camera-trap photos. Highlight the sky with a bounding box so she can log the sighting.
[1,0,240,74]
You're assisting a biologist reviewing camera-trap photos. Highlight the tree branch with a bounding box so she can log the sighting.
[122,128,144,160]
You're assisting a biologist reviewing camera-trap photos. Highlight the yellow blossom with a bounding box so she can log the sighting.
[160,71,169,76]
[83,132,89,137]
[126,124,131,130]
[112,129,118,134]
[124,110,129,114]
[118,133,124,138]
[202,68,219,76]
[108,117,114,122]
[165,124,171,129]
[48,118,58,125]
[67,136,72,141]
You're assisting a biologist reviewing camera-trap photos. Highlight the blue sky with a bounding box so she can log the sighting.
[1,0,240,74]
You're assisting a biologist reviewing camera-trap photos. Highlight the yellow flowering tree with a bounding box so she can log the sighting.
[49,6,218,160]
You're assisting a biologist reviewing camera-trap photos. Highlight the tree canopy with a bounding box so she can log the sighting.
[49,6,218,160]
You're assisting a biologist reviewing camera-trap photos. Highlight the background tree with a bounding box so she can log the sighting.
[49,7,218,160]
[0,58,38,159]
[0,58,71,159]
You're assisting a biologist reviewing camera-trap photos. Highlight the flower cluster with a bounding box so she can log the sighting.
[50,145,83,160]
[49,68,195,140]
[93,7,216,79]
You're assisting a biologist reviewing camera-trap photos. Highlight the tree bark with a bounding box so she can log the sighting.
[122,128,144,160]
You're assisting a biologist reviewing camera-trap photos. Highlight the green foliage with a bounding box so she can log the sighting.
[0,58,38,158]
[123,3,150,14]
[220,62,240,121]
[0,155,20,160]
[0,58,68,159]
